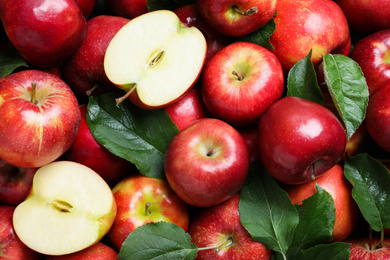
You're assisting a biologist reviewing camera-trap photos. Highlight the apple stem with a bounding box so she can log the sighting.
[115,84,136,107]
[311,163,316,180]
[233,5,258,16]
[207,148,217,157]
[232,71,244,81]
[380,228,385,249]
[145,202,155,216]
[86,85,99,96]
[30,82,38,105]
[214,237,234,253]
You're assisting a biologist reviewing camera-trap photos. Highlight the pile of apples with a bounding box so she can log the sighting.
[1,0,390,259]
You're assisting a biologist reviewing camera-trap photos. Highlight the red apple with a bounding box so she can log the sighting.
[62,15,130,97]
[365,80,390,153]
[350,29,390,96]
[45,242,117,260]
[63,105,135,185]
[0,205,43,260]
[163,86,210,131]
[0,0,88,67]
[105,0,148,19]
[0,70,81,168]
[257,96,347,185]
[164,118,249,207]
[284,164,360,242]
[238,125,260,165]
[201,41,284,127]
[335,0,390,35]
[108,173,190,251]
[76,0,97,18]
[270,0,351,73]
[346,236,390,260]
[173,4,232,65]
[189,194,272,259]
[197,0,277,37]
[0,159,37,206]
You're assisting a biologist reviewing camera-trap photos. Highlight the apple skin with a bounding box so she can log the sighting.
[284,164,360,242]
[365,80,390,153]
[197,0,277,37]
[0,70,81,168]
[164,118,249,207]
[0,0,88,67]
[350,29,390,96]
[75,0,97,18]
[45,242,117,260]
[335,0,390,35]
[63,105,135,185]
[108,173,190,251]
[0,159,37,206]
[163,86,210,131]
[257,96,347,185]
[238,125,260,165]
[106,0,148,19]
[189,194,272,259]
[346,236,390,260]
[0,205,43,260]
[201,41,284,127]
[173,4,232,65]
[270,0,351,73]
[62,15,130,97]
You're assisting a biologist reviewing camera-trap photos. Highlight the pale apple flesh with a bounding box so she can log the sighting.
[12,161,117,256]
[104,10,207,109]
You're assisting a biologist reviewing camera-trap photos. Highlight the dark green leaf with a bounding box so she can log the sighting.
[323,54,369,139]
[86,93,179,179]
[287,50,324,105]
[344,153,390,231]
[286,184,335,259]
[0,47,28,78]
[293,242,351,260]
[118,222,198,260]
[239,164,299,257]
[235,17,276,50]
[147,0,196,11]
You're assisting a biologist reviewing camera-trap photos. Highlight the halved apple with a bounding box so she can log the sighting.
[104,10,207,109]
[12,161,117,256]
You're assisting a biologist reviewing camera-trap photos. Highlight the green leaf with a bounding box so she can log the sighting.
[118,222,198,260]
[239,164,299,257]
[147,0,196,11]
[293,242,351,260]
[235,17,276,50]
[86,93,179,179]
[286,50,324,105]
[286,184,335,259]
[323,54,369,139]
[0,47,28,78]
[344,153,390,232]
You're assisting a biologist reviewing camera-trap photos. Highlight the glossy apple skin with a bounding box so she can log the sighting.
[189,194,272,259]
[365,81,390,153]
[108,173,190,251]
[335,0,390,35]
[0,159,37,206]
[164,118,249,207]
[257,96,347,185]
[346,236,390,260]
[201,42,284,127]
[164,86,210,131]
[0,205,43,260]
[350,29,390,96]
[75,0,97,18]
[0,0,87,67]
[270,0,351,73]
[238,125,260,165]
[173,4,232,65]
[45,242,117,260]
[106,0,148,19]
[197,0,277,37]
[0,70,81,168]
[284,164,360,242]
[62,15,129,97]
[63,105,135,185]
